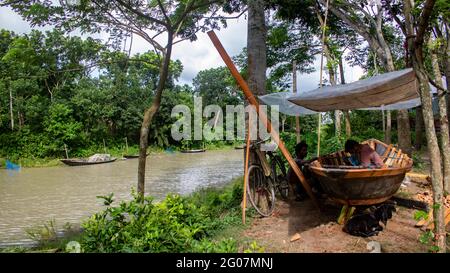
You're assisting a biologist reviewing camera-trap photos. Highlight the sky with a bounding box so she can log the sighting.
[0,6,364,93]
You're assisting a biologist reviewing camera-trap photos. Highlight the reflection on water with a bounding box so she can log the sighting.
[0,150,243,246]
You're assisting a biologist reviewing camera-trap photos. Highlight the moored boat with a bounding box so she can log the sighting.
[60,158,117,166]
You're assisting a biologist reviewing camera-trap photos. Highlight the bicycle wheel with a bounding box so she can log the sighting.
[246,164,276,217]
[272,156,289,199]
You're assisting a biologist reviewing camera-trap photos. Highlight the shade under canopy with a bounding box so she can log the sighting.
[287,68,419,112]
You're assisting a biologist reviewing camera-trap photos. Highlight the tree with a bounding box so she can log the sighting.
[403,0,446,252]
[247,0,267,98]
[2,0,241,196]
[192,66,242,108]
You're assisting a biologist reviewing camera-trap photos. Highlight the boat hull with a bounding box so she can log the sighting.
[311,167,407,205]
[180,149,206,153]
[60,158,117,166]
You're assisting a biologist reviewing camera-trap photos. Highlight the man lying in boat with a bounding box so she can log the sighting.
[344,139,384,168]
[287,141,321,201]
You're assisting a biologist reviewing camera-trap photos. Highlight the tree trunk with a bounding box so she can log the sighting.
[430,37,450,195]
[293,60,300,142]
[415,106,424,150]
[385,110,391,144]
[397,109,412,155]
[339,56,351,137]
[344,111,351,137]
[137,33,173,197]
[246,0,267,173]
[247,0,267,98]
[404,0,446,252]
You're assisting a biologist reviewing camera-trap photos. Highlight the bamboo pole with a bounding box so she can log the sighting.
[207,30,319,209]
[293,60,301,142]
[103,139,107,154]
[316,0,330,157]
[64,144,69,159]
[242,114,252,224]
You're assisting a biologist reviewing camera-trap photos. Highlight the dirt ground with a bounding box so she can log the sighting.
[241,181,435,253]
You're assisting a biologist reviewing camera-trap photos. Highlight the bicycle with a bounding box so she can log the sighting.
[245,139,291,217]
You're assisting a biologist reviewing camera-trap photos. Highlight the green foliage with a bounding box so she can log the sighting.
[413,210,429,221]
[243,241,265,253]
[80,178,245,253]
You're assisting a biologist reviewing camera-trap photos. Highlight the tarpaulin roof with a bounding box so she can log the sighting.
[258,92,318,116]
[287,68,419,111]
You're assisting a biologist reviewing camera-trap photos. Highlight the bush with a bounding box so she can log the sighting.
[80,179,244,253]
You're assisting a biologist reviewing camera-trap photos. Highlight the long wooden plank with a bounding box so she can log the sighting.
[207,30,319,209]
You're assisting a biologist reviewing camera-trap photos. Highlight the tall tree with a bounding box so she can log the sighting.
[404,0,446,252]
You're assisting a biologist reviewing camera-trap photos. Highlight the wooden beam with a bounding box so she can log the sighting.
[207,30,319,209]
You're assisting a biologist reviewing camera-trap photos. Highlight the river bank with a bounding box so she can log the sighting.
[0,143,242,168]
[0,177,262,253]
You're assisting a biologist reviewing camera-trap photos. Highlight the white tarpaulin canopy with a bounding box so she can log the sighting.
[258,92,318,116]
[287,68,419,111]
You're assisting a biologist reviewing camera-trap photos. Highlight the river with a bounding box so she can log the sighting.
[0,149,243,246]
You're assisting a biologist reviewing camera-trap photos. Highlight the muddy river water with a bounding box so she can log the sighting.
[0,149,243,246]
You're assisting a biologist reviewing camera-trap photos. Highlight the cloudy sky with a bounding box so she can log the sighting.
[0,6,364,92]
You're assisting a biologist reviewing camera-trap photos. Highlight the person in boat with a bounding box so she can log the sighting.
[344,139,384,168]
[287,141,321,201]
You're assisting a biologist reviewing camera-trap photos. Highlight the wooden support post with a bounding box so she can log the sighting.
[64,144,69,159]
[242,115,252,224]
[208,31,319,209]
[293,60,301,142]
[337,205,348,225]
[103,139,107,154]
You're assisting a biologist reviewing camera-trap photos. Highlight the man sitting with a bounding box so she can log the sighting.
[287,141,320,201]
[344,139,384,168]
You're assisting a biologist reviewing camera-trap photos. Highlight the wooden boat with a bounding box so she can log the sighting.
[123,154,148,159]
[60,158,117,166]
[308,139,413,206]
[180,149,206,153]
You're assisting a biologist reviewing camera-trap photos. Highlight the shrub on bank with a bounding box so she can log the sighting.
[80,178,244,253]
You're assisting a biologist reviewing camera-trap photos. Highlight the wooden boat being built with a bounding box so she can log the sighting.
[60,158,117,166]
[308,139,413,206]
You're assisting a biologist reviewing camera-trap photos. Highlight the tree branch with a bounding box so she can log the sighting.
[415,0,437,47]
[115,0,168,27]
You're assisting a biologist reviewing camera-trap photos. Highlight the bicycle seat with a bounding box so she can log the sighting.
[260,141,278,152]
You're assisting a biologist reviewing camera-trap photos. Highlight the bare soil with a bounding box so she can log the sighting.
[240,183,431,253]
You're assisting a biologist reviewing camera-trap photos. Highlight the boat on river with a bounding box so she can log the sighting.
[60,154,117,166]
[180,149,206,153]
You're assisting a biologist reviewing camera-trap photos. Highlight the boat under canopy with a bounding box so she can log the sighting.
[287,68,419,112]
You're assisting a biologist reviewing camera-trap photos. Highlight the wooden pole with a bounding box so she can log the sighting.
[207,30,319,209]
[293,60,301,142]
[64,144,69,159]
[125,137,129,154]
[103,139,107,154]
[242,114,252,224]
[316,0,330,157]
[9,88,14,131]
